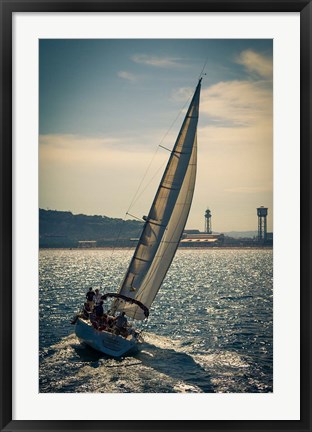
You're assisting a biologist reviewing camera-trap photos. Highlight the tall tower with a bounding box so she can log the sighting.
[205,209,212,234]
[257,206,268,241]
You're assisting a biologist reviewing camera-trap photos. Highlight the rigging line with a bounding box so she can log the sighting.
[125,147,160,216]
[101,215,136,292]
[126,91,193,214]
[128,160,166,210]
[137,154,196,296]
[106,90,191,278]
[127,145,197,302]
[126,212,143,222]
[108,83,196,293]
[198,55,209,80]
[137,199,190,296]
[128,111,192,209]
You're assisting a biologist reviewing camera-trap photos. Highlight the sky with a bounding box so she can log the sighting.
[39,39,273,233]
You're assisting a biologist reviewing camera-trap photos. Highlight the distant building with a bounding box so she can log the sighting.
[184,229,200,235]
[78,240,97,248]
[180,232,224,247]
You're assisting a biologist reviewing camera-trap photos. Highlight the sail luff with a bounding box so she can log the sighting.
[114,79,201,319]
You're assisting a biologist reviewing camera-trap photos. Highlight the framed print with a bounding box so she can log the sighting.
[1,1,311,431]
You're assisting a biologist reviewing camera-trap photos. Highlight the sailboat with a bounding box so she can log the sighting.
[74,78,202,357]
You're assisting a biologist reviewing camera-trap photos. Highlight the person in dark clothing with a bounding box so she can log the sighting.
[114,312,128,336]
[115,311,127,329]
[86,287,95,308]
[94,301,104,318]
[82,302,91,319]
[94,288,102,305]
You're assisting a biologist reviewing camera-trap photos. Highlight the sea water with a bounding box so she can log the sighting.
[39,248,273,393]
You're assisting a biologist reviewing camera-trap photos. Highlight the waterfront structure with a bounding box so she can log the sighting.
[78,240,97,248]
[180,232,224,247]
[257,207,268,241]
[205,209,212,234]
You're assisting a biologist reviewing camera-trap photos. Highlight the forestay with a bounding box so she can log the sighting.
[113,79,202,320]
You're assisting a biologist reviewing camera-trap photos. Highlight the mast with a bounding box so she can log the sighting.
[114,79,202,320]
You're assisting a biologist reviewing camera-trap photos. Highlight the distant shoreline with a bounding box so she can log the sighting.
[39,246,273,251]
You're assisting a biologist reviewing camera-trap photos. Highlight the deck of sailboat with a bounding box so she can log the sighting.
[75,317,139,357]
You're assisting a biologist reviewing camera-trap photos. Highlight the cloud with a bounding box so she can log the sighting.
[200,80,272,127]
[189,73,273,231]
[39,134,121,151]
[171,86,193,103]
[117,70,137,81]
[236,50,273,79]
[131,54,182,68]
[39,133,168,217]
[224,186,272,194]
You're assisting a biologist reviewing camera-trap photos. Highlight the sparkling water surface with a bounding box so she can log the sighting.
[39,248,273,393]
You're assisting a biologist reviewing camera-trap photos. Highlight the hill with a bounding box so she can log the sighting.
[39,209,143,248]
[39,209,265,248]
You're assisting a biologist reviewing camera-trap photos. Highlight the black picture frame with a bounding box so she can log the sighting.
[1,1,311,431]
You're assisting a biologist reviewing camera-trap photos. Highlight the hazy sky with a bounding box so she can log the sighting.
[39,39,273,232]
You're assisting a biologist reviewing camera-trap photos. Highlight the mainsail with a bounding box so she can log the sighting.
[114,79,202,320]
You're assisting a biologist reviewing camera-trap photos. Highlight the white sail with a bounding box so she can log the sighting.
[114,79,201,320]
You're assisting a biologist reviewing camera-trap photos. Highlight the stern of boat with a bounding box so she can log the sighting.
[75,318,139,358]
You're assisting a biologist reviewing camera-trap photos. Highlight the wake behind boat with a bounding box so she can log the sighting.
[72,78,202,357]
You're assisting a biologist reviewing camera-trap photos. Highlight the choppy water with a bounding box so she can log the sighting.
[39,248,273,393]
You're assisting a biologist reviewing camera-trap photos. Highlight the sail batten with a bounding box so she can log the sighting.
[115,80,201,320]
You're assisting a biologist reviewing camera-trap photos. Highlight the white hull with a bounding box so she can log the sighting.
[75,318,139,357]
